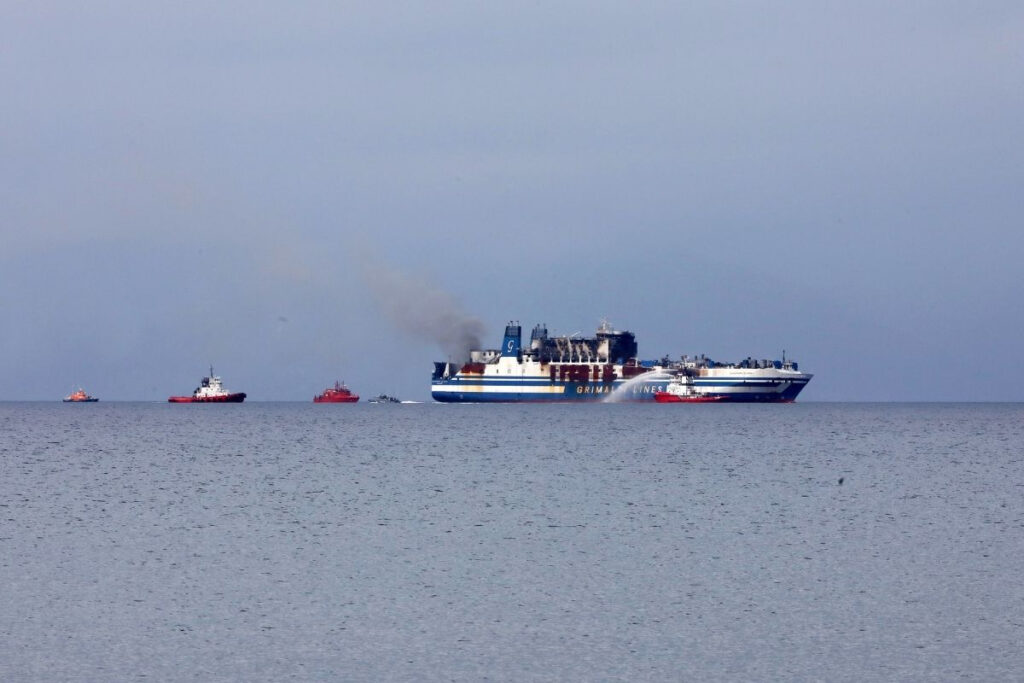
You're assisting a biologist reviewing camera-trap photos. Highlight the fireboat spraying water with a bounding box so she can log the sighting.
[653,376,724,403]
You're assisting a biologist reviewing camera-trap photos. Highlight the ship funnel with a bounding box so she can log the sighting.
[530,323,548,350]
[502,321,522,357]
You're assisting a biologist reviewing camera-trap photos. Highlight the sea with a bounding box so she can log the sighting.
[1,401,1022,681]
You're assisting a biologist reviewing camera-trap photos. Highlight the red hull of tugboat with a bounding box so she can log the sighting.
[653,392,723,403]
[168,393,246,403]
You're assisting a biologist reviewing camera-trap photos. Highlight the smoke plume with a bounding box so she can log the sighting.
[362,262,485,363]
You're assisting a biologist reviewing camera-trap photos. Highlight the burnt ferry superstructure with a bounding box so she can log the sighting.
[431,321,811,403]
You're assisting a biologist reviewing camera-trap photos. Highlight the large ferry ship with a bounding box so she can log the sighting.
[431,321,812,403]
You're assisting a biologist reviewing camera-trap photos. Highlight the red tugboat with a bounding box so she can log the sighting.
[314,381,359,403]
[653,376,723,403]
[168,367,246,403]
[63,387,98,402]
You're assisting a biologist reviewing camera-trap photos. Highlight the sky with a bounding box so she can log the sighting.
[2,2,1022,401]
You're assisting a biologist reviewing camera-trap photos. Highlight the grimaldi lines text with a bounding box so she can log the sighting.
[431,321,812,403]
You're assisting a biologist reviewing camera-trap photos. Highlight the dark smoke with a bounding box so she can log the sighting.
[363,262,485,363]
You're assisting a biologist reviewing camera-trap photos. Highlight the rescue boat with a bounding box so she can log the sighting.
[653,376,723,403]
[63,388,98,402]
[314,381,359,403]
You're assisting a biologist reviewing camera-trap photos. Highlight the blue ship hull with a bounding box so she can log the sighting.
[431,379,663,403]
[431,378,809,403]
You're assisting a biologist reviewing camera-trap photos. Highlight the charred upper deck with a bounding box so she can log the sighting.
[522,322,637,364]
[467,321,638,365]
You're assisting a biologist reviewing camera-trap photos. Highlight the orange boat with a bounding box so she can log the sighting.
[63,388,98,402]
[314,381,359,403]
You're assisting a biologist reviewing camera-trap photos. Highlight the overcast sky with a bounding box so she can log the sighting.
[2,2,1022,401]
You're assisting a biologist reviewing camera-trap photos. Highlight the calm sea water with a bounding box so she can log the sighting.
[1,402,1022,681]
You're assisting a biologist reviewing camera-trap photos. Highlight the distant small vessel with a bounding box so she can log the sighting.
[314,381,359,403]
[63,388,98,403]
[368,394,401,404]
[168,367,246,403]
[654,376,723,403]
